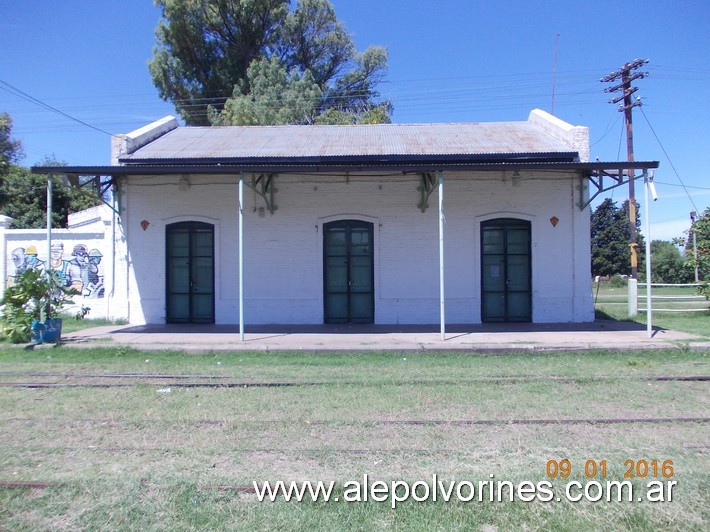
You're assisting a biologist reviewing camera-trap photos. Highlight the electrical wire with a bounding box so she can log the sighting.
[4,63,709,170]
[4,64,707,121]
[590,114,622,147]
[655,181,710,192]
[0,79,117,138]
[639,106,699,213]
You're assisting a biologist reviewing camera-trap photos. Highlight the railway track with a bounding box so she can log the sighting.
[0,371,707,388]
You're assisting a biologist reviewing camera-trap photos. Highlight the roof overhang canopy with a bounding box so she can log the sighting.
[32,159,660,212]
[32,159,658,176]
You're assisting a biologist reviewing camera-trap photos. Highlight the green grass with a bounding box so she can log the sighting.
[58,317,126,334]
[0,347,708,530]
[0,317,126,345]
[594,281,710,338]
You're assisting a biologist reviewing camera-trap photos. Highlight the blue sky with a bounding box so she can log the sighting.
[1,0,708,241]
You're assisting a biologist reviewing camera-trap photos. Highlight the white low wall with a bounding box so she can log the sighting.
[0,205,114,321]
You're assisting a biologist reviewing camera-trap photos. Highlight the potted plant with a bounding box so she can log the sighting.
[0,269,80,343]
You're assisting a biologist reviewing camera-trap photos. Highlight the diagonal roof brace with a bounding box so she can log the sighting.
[245,173,277,214]
[580,168,647,210]
[418,172,439,213]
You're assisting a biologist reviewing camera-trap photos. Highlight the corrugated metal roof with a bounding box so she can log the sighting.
[121,122,576,163]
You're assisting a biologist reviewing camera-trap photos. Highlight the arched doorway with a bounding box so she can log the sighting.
[481,218,531,322]
[323,220,374,324]
[166,221,215,323]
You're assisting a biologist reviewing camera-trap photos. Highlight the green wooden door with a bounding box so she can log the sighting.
[324,220,374,324]
[481,219,531,322]
[166,222,215,324]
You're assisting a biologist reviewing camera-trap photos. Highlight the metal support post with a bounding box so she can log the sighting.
[437,171,445,340]
[239,174,245,341]
[46,177,52,267]
[644,170,652,338]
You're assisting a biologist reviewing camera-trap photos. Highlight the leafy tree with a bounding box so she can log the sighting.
[0,112,24,181]
[591,198,645,277]
[650,240,693,284]
[0,164,102,229]
[314,103,392,125]
[684,207,710,281]
[209,56,322,125]
[149,0,390,125]
[316,45,390,121]
[692,209,710,298]
[150,0,288,125]
[0,118,101,228]
[277,0,353,87]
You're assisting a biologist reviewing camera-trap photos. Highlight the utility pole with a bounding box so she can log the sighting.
[601,59,648,318]
[601,59,649,279]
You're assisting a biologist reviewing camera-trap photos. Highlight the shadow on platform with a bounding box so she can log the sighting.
[111,320,649,336]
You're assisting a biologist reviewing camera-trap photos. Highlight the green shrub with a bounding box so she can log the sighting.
[0,269,79,343]
[608,274,628,288]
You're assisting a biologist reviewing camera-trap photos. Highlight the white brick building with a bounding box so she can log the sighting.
[32,110,657,328]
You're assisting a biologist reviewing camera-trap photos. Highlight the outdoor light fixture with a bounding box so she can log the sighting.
[648,171,658,201]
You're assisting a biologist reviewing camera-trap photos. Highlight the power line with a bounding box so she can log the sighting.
[3,64,705,155]
[2,64,705,117]
[0,79,116,138]
[639,105,699,213]
[0,68,655,121]
[654,181,710,192]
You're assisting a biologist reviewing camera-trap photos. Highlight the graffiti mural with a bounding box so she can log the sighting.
[7,243,104,298]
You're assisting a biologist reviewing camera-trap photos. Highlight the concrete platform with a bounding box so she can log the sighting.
[60,321,709,353]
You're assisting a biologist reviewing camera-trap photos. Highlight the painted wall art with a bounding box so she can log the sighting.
[8,242,104,298]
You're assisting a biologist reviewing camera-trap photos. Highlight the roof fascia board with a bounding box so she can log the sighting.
[31,161,659,176]
[118,151,579,166]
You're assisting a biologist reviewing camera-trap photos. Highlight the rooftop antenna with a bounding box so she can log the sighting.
[551,33,560,115]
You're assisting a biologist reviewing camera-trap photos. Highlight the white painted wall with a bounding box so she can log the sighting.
[113,171,594,325]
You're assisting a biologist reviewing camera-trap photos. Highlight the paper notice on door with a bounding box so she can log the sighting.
[490,264,500,277]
